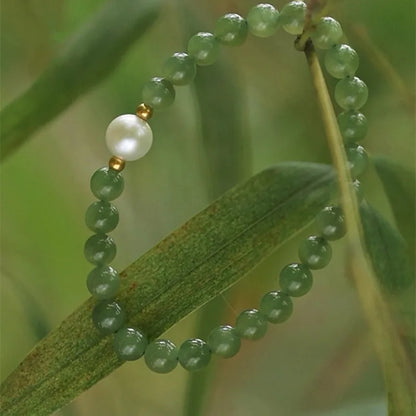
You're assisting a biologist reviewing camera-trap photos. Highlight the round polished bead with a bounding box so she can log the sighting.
[259,291,293,323]
[142,77,175,109]
[84,234,116,265]
[235,309,267,340]
[92,300,125,334]
[144,339,178,373]
[247,3,279,38]
[105,114,153,161]
[311,17,343,49]
[298,236,332,269]
[108,156,125,172]
[279,1,306,35]
[178,338,211,371]
[338,110,368,142]
[113,327,148,361]
[87,265,120,299]
[335,76,368,110]
[90,167,124,201]
[85,201,119,233]
[208,325,241,358]
[279,263,313,297]
[346,143,369,178]
[162,52,196,86]
[324,44,359,79]
[135,103,153,121]
[315,205,346,241]
[214,13,248,46]
[187,32,220,66]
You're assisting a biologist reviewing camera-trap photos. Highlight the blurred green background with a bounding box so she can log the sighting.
[0,0,414,415]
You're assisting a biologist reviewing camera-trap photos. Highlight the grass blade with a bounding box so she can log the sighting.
[0,162,333,416]
[0,0,162,161]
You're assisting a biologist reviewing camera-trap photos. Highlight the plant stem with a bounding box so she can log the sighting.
[303,41,415,415]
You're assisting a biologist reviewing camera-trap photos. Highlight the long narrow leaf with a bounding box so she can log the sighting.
[0,162,333,416]
[0,0,162,161]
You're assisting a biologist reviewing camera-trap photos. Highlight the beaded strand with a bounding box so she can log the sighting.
[84,1,370,374]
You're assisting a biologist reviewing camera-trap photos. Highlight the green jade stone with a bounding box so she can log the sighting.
[144,339,178,373]
[208,325,241,358]
[87,265,120,299]
[142,77,175,109]
[113,327,148,361]
[92,300,125,334]
[279,1,306,35]
[315,206,346,241]
[84,234,116,265]
[325,44,359,79]
[162,53,196,86]
[235,309,267,340]
[214,13,248,46]
[187,32,220,66]
[259,291,293,323]
[90,167,124,201]
[338,110,368,142]
[247,3,279,38]
[85,200,119,233]
[298,236,332,270]
[346,143,369,178]
[335,76,368,110]
[311,17,343,49]
[279,263,313,297]
[178,338,211,371]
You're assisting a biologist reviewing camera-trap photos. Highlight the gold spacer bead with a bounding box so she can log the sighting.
[109,156,126,172]
[136,103,153,121]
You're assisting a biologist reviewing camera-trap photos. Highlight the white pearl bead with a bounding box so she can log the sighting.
[105,114,153,161]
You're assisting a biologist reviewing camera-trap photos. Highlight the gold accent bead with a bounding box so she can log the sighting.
[109,156,125,172]
[136,103,153,121]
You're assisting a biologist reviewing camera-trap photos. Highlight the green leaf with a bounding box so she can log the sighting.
[360,201,414,293]
[0,162,333,416]
[0,0,162,161]
[372,156,415,266]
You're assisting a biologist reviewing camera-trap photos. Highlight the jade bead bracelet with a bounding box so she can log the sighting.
[84,1,370,374]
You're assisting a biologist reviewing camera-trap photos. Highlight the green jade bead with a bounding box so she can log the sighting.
[162,53,196,86]
[142,77,175,109]
[338,110,368,142]
[335,76,368,110]
[315,206,346,241]
[178,338,211,371]
[298,236,332,270]
[247,3,279,38]
[113,327,148,361]
[208,325,241,358]
[235,309,267,340]
[311,17,343,49]
[92,300,125,334]
[325,44,359,79]
[214,13,248,46]
[279,1,306,35]
[85,200,119,233]
[279,263,313,297]
[259,291,293,323]
[346,143,369,178]
[144,339,178,373]
[90,167,124,201]
[188,32,220,66]
[84,234,116,265]
[87,265,120,299]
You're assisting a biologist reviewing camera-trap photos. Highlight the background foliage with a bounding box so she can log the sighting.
[1,0,414,415]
